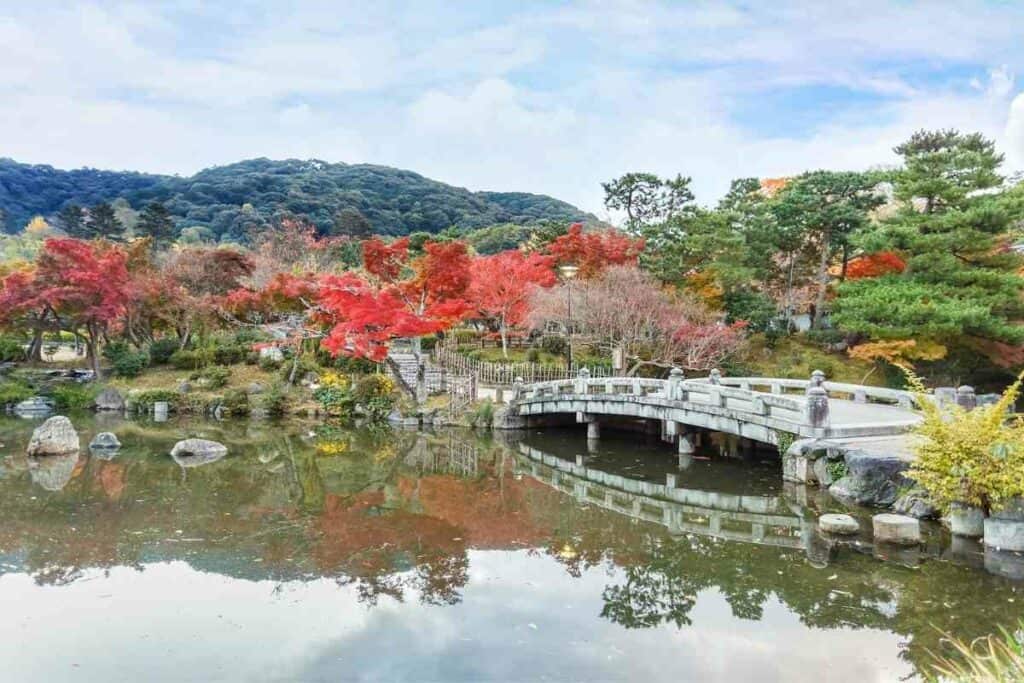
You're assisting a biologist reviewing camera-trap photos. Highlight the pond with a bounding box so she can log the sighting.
[0,414,1020,682]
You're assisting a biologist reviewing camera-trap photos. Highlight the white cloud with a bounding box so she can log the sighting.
[1,1,1023,214]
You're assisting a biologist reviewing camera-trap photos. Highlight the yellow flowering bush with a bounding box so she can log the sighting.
[905,367,1024,512]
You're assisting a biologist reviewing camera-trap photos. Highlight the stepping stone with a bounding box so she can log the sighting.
[819,513,859,535]
[872,513,920,546]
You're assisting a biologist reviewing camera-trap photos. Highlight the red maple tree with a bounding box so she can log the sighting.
[319,238,474,398]
[0,239,131,377]
[545,222,645,278]
[467,251,556,357]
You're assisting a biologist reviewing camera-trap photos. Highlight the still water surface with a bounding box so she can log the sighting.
[0,415,1020,682]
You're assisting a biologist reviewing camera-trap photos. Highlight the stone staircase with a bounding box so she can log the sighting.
[386,351,446,396]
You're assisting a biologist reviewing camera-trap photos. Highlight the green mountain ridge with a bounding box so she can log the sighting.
[0,157,594,240]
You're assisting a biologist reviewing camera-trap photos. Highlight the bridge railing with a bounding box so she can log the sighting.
[512,368,822,431]
[682,375,927,410]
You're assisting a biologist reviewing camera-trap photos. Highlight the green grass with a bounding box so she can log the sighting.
[737,334,886,386]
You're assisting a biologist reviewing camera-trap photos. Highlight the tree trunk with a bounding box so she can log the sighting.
[28,328,44,362]
[86,324,102,380]
[499,319,509,359]
[811,230,831,329]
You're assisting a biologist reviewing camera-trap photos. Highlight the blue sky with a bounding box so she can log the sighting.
[2,1,1023,216]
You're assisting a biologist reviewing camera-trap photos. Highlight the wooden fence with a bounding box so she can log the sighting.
[432,343,614,386]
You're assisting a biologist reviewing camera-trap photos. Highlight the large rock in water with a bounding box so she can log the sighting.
[170,438,228,468]
[89,432,121,451]
[93,387,125,412]
[26,416,80,456]
[828,451,910,507]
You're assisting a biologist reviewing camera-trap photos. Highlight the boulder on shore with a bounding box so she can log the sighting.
[892,487,940,520]
[170,438,228,467]
[13,397,55,418]
[829,451,910,507]
[93,387,125,412]
[27,416,80,456]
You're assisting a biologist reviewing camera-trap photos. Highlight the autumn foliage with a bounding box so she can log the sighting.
[846,251,906,279]
[467,251,556,355]
[545,223,645,278]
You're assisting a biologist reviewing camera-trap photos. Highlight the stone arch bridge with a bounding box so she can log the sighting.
[505,369,973,456]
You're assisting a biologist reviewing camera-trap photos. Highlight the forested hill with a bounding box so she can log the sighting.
[0,157,593,240]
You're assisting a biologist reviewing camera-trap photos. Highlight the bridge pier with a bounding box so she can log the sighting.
[587,421,600,440]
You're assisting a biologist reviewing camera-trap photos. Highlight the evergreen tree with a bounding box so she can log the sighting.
[833,130,1024,352]
[88,202,122,239]
[772,171,883,328]
[57,204,88,238]
[137,202,176,247]
[331,206,373,238]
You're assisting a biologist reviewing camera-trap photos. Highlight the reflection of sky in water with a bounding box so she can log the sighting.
[0,553,908,683]
[0,415,1020,682]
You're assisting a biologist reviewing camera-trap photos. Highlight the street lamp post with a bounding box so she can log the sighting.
[559,264,579,371]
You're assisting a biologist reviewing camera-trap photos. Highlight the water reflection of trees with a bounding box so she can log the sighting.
[1,419,1022,673]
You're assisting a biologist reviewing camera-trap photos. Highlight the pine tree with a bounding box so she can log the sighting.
[137,202,176,247]
[88,202,123,239]
[834,130,1024,352]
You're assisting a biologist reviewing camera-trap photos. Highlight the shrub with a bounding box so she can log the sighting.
[191,365,231,390]
[469,400,495,429]
[280,354,319,383]
[258,354,282,371]
[313,371,353,417]
[0,335,25,362]
[134,389,180,411]
[0,380,33,406]
[148,338,179,365]
[540,335,568,357]
[170,349,206,370]
[452,329,479,345]
[103,341,150,378]
[353,374,396,421]
[213,345,246,366]
[232,328,268,346]
[49,383,97,410]
[220,388,250,416]
[419,335,438,351]
[259,382,289,416]
[804,328,847,348]
[905,367,1024,513]
[526,348,541,363]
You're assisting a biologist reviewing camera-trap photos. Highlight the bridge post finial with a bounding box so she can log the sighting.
[575,367,590,395]
[805,386,830,431]
[668,367,684,400]
[512,376,524,401]
[709,368,721,385]
[955,385,977,410]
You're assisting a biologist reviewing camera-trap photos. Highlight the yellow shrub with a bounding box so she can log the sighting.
[904,366,1024,512]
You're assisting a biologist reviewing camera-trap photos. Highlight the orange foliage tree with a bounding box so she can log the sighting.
[467,251,556,357]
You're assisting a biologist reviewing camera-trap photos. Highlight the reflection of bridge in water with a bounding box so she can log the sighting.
[515,443,806,549]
